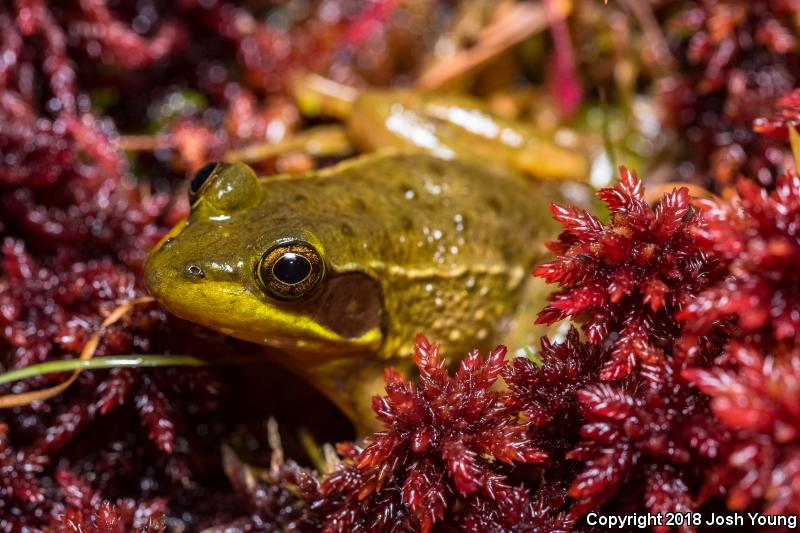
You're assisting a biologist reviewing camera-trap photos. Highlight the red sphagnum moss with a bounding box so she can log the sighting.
[678,164,800,517]
[55,468,167,533]
[684,342,800,515]
[311,335,546,533]
[661,0,800,189]
[535,168,718,378]
[504,327,602,429]
[754,88,800,139]
[566,358,717,524]
[59,502,165,533]
[681,173,800,342]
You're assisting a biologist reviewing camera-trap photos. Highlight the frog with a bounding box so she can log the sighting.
[144,86,590,434]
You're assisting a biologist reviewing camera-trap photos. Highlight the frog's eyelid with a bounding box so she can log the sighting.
[188,162,223,205]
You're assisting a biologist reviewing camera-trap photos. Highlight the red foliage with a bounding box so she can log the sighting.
[504,327,601,428]
[535,168,716,378]
[0,423,47,518]
[497,330,607,531]
[544,0,582,116]
[461,485,574,533]
[684,343,800,514]
[55,469,167,532]
[205,446,317,531]
[0,237,220,459]
[661,0,800,188]
[64,0,186,71]
[681,173,800,342]
[527,168,740,527]
[311,335,546,533]
[59,501,165,533]
[566,359,719,527]
[753,88,800,138]
[677,153,800,517]
[307,451,417,533]
[1,238,138,369]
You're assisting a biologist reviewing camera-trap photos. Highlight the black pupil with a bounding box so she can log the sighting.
[273,253,312,285]
[190,162,219,194]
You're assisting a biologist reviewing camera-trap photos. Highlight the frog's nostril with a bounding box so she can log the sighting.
[185,264,205,279]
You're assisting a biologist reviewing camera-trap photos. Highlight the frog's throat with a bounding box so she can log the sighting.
[286,352,410,436]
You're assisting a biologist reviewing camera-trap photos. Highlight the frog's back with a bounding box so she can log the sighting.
[258,152,564,359]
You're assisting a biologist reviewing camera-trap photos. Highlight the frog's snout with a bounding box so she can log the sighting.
[143,245,173,304]
[145,251,207,296]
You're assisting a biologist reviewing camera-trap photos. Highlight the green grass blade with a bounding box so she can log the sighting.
[0,355,206,386]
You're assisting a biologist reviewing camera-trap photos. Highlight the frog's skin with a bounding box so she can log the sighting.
[145,89,589,434]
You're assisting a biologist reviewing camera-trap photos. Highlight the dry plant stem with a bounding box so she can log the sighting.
[644,182,718,204]
[293,74,358,119]
[0,296,155,408]
[224,125,352,163]
[266,417,285,473]
[790,126,800,166]
[322,443,340,474]
[118,134,172,152]
[617,0,675,70]
[416,0,573,90]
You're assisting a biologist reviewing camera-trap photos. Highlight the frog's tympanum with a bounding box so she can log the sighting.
[144,89,589,433]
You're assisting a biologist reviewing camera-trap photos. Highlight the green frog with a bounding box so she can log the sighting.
[144,88,590,433]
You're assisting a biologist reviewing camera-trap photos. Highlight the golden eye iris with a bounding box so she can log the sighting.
[258,241,324,299]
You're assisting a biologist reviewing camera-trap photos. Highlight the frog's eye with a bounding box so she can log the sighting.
[189,162,221,203]
[258,241,325,300]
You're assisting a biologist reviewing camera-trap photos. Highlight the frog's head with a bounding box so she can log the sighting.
[144,162,383,360]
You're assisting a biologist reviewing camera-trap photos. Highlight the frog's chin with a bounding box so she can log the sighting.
[257,329,383,360]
